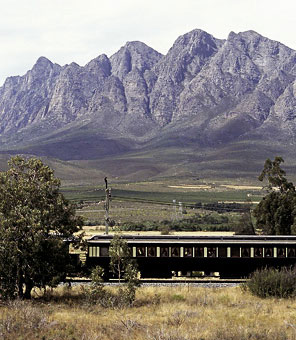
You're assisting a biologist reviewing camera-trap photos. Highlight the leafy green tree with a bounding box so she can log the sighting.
[254,156,296,235]
[234,211,255,235]
[109,234,132,283]
[0,156,83,299]
[109,234,139,305]
[258,156,294,193]
[121,261,140,305]
[84,266,105,304]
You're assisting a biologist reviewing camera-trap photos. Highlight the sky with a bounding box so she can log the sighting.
[0,0,295,86]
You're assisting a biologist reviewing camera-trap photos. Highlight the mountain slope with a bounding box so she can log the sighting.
[0,29,296,179]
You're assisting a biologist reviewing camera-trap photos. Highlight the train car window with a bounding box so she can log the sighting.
[195,247,204,257]
[184,247,193,257]
[287,248,296,258]
[218,247,227,258]
[160,247,169,257]
[241,247,250,257]
[277,247,286,258]
[231,247,240,257]
[264,247,273,257]
[89,246,99,257]
[254,247,263,257]
[100,246,109,257]
[171,247,180,257]
[207,247,216,258]
[136,247,146,257]
[147,247,156,257]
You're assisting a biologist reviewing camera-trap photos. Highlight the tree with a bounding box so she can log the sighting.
[234,211,255,235]
[258,156,294,193]
[254,156,296,235]
[0,156,83,299]
[109,234,140,305]
[109,234,132,283]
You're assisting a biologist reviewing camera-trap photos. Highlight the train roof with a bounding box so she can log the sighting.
[87,234,296,245]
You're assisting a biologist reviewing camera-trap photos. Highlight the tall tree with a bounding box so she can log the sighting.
[109,234,132,283]
[234,211,256,235]
[0,156,83,299]
[258,156,294,193]
[254,157,296,235]
[109,233,139,305]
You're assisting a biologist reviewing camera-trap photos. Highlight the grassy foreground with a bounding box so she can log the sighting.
[1,285,296,340]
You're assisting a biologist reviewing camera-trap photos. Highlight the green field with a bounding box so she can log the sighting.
[66,179,262,229]
[62,179,264,204]
[1,139,292,231]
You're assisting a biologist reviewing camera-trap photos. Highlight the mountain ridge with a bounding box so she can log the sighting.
[0,28,296,180]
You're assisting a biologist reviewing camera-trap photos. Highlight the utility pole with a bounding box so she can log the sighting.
[172,199,177,220]
[179,201,183,219]
[104,177,111,235]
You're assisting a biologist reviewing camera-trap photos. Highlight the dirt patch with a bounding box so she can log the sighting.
[168,185,212,189]
[83,229,235,237]
[220,185,262,190]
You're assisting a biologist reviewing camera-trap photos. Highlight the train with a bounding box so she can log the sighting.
[70,234,296,279]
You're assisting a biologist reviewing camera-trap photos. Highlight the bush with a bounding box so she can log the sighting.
[0,300,49,338]
[243,267,296,298]
[159,225,171,235]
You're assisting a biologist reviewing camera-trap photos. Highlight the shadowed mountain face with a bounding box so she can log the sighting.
[0,29,296,167]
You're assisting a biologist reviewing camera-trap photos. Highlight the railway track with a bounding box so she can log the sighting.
[66,277,246,285]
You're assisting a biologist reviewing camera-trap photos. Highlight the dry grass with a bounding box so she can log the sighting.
[76,200,185,225]
[1,285,296,339]
[81,228,235,238]
[168,185,213,190]
[220,185,263,190]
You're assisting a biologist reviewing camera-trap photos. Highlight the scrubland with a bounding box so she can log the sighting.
[1,285,296,340]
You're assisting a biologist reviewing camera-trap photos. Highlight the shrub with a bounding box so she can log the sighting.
[159,225,171,235]
[0,300,49,338]
[243,267,296,298]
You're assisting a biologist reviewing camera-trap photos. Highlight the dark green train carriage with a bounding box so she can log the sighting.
[73,234,296,279]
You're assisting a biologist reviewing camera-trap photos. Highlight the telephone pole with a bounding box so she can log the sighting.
[104,177,111,235]
[172,199,177,220]
[179,201,183,219]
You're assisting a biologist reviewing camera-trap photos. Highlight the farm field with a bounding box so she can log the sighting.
[62,179,264,203]
[70,179,262,228]
[1,285,296,340]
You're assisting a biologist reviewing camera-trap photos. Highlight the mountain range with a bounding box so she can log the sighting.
[0,29,296,181]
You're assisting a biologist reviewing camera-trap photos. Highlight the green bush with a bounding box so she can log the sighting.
[119,214,233,232]
[243,267,296,298]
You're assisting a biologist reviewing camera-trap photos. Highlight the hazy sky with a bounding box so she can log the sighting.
[0,0,295,85]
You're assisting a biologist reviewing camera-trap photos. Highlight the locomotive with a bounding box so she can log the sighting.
[71,234,296,279]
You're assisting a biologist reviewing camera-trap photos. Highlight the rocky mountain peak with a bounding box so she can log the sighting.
[173,28,223,48]
[161,29,224,80]
[110,41,162,81]
[1,28,296,157]
[33,56,54,68]
[85,54,111,78]
[25,56,61,87]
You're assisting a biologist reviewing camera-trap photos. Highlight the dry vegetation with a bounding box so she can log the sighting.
[73,178,263,227]
[1,285,296,340]
[76,200,179,225]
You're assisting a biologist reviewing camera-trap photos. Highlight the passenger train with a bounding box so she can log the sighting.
[69,234,296,279]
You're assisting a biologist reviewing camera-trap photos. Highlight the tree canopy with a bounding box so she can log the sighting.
[0,156,83,299]
[254,156,296,235]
